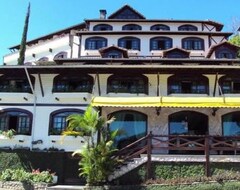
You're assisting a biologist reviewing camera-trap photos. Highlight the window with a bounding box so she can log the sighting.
[109,111,147,149]
[169,111,208,135]
[102,50,123,58]
[85,37,107,50]
[118,37,140,50]
[54,52,67,59]
[182,37,204,50]
[53,74,93,93]
[107,75,148,94]
[222,112,240,136]
[168,75,209,94]
[122,24,142,30]
[38,57,49,62]
[93,24,113,31]
[49,109,83,135]
[178,25,198,31]
[0,109,32,135]
[219,75,240,94]
[150,24,170,31]
[150,37,172,50]
[0,74,35,93]
[216,50,235,59]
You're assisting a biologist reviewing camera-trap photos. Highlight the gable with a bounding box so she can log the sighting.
[163,48,190,58]
[108,5,145,19]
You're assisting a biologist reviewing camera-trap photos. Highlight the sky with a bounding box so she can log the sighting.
[0,0,240,62]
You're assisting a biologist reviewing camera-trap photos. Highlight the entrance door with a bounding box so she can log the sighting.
[169,111,208,154]
[169,111,208,135]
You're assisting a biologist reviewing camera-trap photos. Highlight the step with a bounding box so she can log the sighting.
[47,185,85,190]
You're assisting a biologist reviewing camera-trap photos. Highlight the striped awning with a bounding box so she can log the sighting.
[91,96,240,108]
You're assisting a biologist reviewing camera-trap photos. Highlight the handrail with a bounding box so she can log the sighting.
[113,133,240,179]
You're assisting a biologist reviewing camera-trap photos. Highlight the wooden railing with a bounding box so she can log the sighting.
[114,132,240,179]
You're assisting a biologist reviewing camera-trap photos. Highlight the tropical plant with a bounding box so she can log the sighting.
[62,106,120,185]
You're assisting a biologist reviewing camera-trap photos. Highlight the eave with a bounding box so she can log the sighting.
[1,60,240,75]
[85,19,223,31]
[9,22,86,50]
[76,31,232,37]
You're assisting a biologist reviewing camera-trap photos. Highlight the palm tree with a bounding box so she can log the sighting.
[62,106,119,185]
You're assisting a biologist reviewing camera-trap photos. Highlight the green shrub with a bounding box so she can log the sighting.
[223,182,240,190]
[0,168,53,183]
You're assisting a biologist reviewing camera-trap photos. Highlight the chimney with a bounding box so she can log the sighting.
[99,10,107,19]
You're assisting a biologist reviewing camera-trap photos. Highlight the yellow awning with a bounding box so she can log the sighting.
[91,97,161,107]
[161,97,240,108]
[91,96,240,108]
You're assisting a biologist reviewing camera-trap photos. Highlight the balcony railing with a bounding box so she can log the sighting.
[114,133,240,179]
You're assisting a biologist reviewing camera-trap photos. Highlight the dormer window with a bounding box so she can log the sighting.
[122,24,142,30]
[85,37,107,50]
[54,52,67,59]
[150,37,172,50]
[178,24,198,31]
[93,24,113,31]
[118,37,140,50]
[150,24,170,31]
[38,57,49,62]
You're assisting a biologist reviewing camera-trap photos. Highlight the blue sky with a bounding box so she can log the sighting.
[0,0,240,62]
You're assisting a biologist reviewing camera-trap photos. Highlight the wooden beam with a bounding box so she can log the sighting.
[205,136,210,177]
[213,73,218,97]
[38,73,44,97]
[97,73,101,96]
[157,72,160,96]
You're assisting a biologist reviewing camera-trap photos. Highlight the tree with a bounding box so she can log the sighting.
[229,35,240,47]
[18,3,30,65]
[62,106,120,185]
[229,35,240,58]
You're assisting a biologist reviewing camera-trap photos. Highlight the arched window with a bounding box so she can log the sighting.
[38,57,49,62]
[168,74,209,94]
[109,110,147,149]
[85,37,107,50]
[219,75,240,94]
[222,112,240,136]
[122,24,142,30]
[169,111,208,135]
[0,74,35,93]
[150,37,173,50]
[150,24,170,31]
[93,24,113,31]
[178,24,198,31]
[107,75,148,94]
[216,49,235,59]
[49,109,84,135]
[118,37,140,50]
[53,74,93,93]
[102,50,123,58]
[0,108,32,135]
[54,52,67,59]
[182,37,204,50]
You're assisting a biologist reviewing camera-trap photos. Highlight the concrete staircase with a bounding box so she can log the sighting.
[108,156,147,181]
